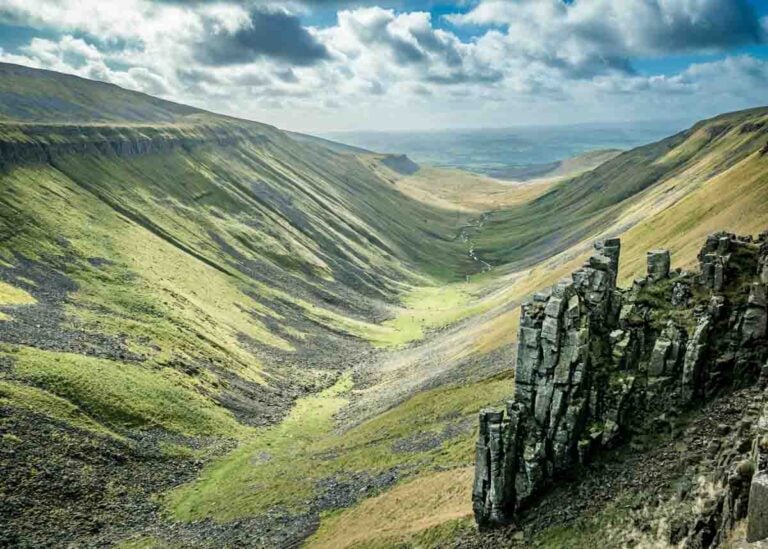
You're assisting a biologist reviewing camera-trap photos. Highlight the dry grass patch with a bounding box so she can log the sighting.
[392,167,553,213]
[307,467,474,549]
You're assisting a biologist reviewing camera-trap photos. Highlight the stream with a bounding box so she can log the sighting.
[456,212,493,274]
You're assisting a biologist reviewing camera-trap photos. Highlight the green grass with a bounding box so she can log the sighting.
[527,491,652,548]
[0,61,210,124]
[376,285,474,347]
[167,372,512,523]
[0,280,35,305]
[5,345,249,437]
[311,283,480,349]
[0,378,121,438]
[472,106,768,273]
[167,373,355,521]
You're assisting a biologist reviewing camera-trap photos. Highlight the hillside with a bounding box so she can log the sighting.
[0,63,767,548]
[0,63,212,124]
[0,62,490,546]
[484,148,621,181]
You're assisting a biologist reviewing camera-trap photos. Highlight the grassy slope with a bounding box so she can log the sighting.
[0,131,482,437]
[166,372,512,522]
[385,164,554,213]
[472,107,768,270]
[0,68,498,504]
[0,67,501,545]
[0,62,202,123]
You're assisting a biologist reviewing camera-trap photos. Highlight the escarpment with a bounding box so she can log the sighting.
[0,123,272,169]
[473,231,768,543]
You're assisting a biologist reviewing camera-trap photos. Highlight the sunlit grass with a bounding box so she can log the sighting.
[4,345,249,437]
[0,280,35,306]
[0,379,121,439]
[307,468,475,549]
[166,372,512,522]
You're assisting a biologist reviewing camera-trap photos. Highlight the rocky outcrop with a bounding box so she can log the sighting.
[748,471,768,543]
[380,154,420,175]
[647,249,671,280]
[473,231,768,537]
[0,123,268,169]
[748,408,768,543]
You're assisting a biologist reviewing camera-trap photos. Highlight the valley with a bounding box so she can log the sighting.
[1,63,768,549]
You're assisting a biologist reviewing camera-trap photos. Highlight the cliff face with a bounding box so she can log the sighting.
[0,123,273,169]
[473,231,768,543]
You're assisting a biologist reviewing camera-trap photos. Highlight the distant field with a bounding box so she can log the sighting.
[321,120,688,175]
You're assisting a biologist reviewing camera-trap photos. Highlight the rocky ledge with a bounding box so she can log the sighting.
[473,231,768,546]
[0,123,270,169]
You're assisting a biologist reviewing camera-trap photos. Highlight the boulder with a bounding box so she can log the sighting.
[647,249,671,281]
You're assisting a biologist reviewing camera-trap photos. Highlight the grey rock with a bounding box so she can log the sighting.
[682,316,710,403]
[672,282,692,307]
[647,249,671,281]
[743,283,767,342]
[748,472,768,542]
[649,321,684,377]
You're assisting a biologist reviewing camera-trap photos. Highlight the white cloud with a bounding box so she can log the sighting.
[450,0,764,76]
[0,0,765,131]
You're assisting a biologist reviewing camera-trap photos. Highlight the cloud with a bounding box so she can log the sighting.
[323,7,502,87]
[196,8,329,66]
[0,0,766,131]
[450,0,765,78]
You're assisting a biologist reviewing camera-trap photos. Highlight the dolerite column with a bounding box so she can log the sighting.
[602,238,622,287]
[646,250,671,281]
[472,410,492,526]
[682,315,710,403]
[487,411,506,523]
[502,401,526,518]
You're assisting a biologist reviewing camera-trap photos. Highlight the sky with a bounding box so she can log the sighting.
[0,0,767,132]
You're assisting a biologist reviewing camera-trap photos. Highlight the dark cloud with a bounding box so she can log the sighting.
[562,0,764,56]
[275,68,298,83]
[546,54,636,80]
[343,8,469,71]
[411,27,462,67]
[346,11,426,65]
[196,9,329,66]
[641,0,763,51]
[453,0,765,82]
